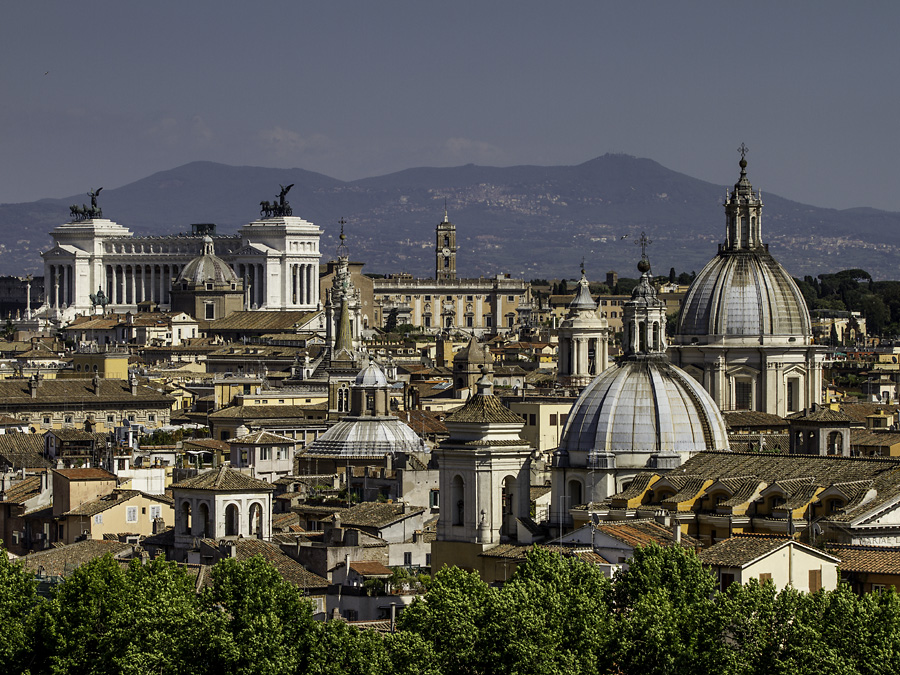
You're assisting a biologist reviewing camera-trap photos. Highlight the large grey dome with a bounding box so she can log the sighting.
[176,237,239,286]
[559,356,729,462]
[676,250,811,337]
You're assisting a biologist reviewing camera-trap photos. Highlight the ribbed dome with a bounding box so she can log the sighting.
[676,250,811,337]
[355,363,388,387]
[304,417,423,457]
[558,356,729,462]
[176,237,239,286]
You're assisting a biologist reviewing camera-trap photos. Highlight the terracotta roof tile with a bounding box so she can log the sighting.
[171,466,274,492]
[53,468,117,481]
[444,393,525,425]
[22,539,132,577]
[827,543,900,575]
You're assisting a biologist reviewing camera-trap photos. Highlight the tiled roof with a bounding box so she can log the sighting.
[347,561,393,577]
[47,428,98,442]
[231,431,295,446]
[0,475,42,504]
[722,410,789,429]
[0,379,173,405]
[64,490,173,517]
[395,409,448,435]
[53,468,117,481]
[851,429,900,448]
[0,434,51,469]
[480,543,611,564]
[208,405,320,420]
[444,393,525,425]
[22,539,133,577]
[530,486,552,501]
[341,502,425,530]
[827,544,900,575]
[171,466,274,492]
[206,311,319,332]
[839,403,900,423]
[232,538,328,588]
[182,438,231,452]
[596,520,701,549]
[788,406,857,424]
[698,535,791,567]
[0,415,26,425]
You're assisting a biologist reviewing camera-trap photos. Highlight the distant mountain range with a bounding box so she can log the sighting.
[2,154,900,280]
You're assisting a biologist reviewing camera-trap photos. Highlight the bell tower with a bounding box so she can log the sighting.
[435,206,457,281]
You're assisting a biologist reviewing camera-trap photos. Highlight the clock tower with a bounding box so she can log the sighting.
[435,208,457,281]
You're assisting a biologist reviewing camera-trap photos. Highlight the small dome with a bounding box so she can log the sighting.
[355,362,388,387]
[559,357,729,464]
[677,251,811,337]
[304,417,423,457]
[176,237,239,286]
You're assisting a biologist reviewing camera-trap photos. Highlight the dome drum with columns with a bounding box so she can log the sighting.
[550,252,729,533]
[669,151,824,416]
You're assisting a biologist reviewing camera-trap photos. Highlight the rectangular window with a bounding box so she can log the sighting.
[128,414,136,423]
[787,379,798,413]
[425,553,432,566]
[260,447,270,461]
[64,415,73,424]
[107,414,115,424]
[404,552,413,566]
[485,316,492,327]
[759,572,772,584]
[508,295,515,302]
[429,489,440,508]
[93,514,103,525]
[721,573,735,591]
[43,416,51,425]
[150,505,161,520]
[735,381,752,410]
[148,414,156,423]
[126,506,138,523]
[205,304,215,320]
[561,413,569,426]
[809,569,822,593]
[529,414,536,426]
[549,414,558,427]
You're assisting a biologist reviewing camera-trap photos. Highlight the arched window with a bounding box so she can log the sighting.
[638,321,647,352]
[248,502,263,538]
[180,502,191,535]
[827,431,843,455]
[452,475,465,526]
[225,504,240,537]
[198,503,210,538]
[652,322,660,351]
[568,479,583,507]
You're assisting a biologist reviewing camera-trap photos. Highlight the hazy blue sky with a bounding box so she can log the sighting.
[4,2,900,210]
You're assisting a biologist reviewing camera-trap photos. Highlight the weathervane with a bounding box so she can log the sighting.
[635,232,652,259]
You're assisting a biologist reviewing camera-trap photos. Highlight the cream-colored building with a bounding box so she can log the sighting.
[700,536,840,593]
[505,397,577,452]
[60,489,175,545]
[373,213,531,335]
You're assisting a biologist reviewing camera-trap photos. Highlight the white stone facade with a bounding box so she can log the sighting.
[41,216,321,320]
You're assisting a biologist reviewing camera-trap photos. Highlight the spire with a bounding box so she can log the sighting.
[568,264,597,311]
[444,198,449,223]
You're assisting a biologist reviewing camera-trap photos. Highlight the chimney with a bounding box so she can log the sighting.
[672,518,681,544]
[93,374,101,396]
[343,553,351,585]
[152,516,166,535]
[29,374,39,399]
[130,376,138,396]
